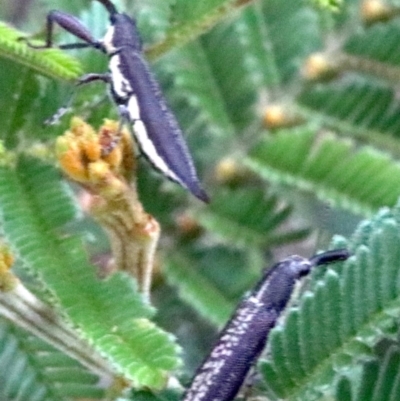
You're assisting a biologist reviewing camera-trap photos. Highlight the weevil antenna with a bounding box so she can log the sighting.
[96,0,118,15]
[309,249,350,267]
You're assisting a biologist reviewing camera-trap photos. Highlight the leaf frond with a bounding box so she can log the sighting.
[0,156,180,388]
[261,201,400,400]
[336,341,400,401]
[147,0,253,59]
[246,128,400,216]
[0,23,82,81]
[196,187,309,249]
[166,254,234,327]
[298,79,400,156]
[0,318,104,401]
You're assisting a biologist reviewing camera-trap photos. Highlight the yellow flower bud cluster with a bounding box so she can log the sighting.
[0,244,17,291]
[56,117,136,188]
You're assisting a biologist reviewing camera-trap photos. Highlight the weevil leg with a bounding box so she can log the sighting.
[76,73,111,86]
[58,43,95,50]
[98,104,142,156]
[78,73,115,150]
[44,74,110,126]
[22,10,102,50]
[99,104,134,156]
[44,104,73,126]
[101,119,125,156]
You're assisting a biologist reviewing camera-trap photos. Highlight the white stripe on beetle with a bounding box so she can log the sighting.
[109,55,132,99]
[132,119,181,184]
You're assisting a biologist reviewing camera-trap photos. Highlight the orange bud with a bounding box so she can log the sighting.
[264,105,288,129]
[56,137,88,182]
[303,52,338,81]
[82,137,102,162]
[215,157,241,183]
[361,0,393,24]
[263,104,303,130]
[88,160,111,182]
[175,212,203,239]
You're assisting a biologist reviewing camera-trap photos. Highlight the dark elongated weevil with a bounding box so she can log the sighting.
[25,0,208,202]
[183,249,350,401]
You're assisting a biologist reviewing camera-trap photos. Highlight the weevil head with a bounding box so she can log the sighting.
[102,13,142,54]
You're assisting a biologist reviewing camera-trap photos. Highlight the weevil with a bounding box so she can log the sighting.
[183,249,350,401]
[25,0,209,202]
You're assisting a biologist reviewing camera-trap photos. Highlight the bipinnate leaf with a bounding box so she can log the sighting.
[344,20,400,68]
[296,21,400,157]
[336,343,400,401]
[260,201,400,400]
[260,0,323,84]
[298,80,400,155]
[0,318,104,401]
[165,246,264,328]
[246,128,400,216]
[165,255,233,327]
[0,22,82,81]
[148,0,254,59]
[0,156,181,388]
[196,187,309,249]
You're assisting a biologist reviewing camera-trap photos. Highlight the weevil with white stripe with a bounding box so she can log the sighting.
[24,0,209,202]
[183,249,350,401]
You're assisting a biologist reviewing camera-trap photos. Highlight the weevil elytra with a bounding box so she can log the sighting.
[25,0,209,202]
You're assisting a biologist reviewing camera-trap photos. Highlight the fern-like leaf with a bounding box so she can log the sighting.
[336,343,400,401]
[165,255,234,327]
[260,201,400,400]
[0,156,180,388]
[157,41,236,142]
[165,245,265,327]
[0,318,104,401]
[344,20,400,68]
[128,389,180,401]
[0,22,82,81]
[297,79,400,155]
[246,127,400,216]
[147,0,253,59]
[196,187,309,249]
[260,0,323,84]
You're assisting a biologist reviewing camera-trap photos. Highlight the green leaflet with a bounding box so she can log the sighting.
[147,0,253,59]
[295,20,400,158]
[0,58,41,147]
[246,128,400,216]
[297,80,400,156]
[157,40,236,141]
[131,0,174,44]
[309,0,342,11]
[344,20,400,68]
[157,0,323,141]
[0,22,82,81]
[260,201,400,400]
[261,0,323,84]
[199,5,277,128]
[196,187,309,249]
[336,343,400,401]
[165,254,233,327]
[0,318,104,401]
[153,0,324,175]
[172,0,240,24]
[128,389,180,401]
[0,156,181,389]
[165,244,266,327]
